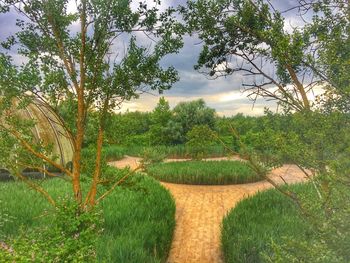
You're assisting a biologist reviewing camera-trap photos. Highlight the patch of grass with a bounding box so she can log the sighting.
[0,173,175,263]
[146,160,261,185]
[221,183,315,263]
[113,144,232,159]
[103,145,126,161]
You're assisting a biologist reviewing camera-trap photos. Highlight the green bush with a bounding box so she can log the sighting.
[0,173,175,263]
[146,160,261,185]
[1,198,102,262]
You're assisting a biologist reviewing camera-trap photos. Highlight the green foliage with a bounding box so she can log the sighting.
[186,124,216,160]
[0,0,184,207]
[140,147,167,167]
[1,197,102,262]
[111,144,231,159]
[0,174,175,263]
[103,145,126,161]
[172,99,216,143]
[149,97,173,145]
[105,111,152,145]
[146,160,260,185]
[307,1,350,113]
[181,0,315,110]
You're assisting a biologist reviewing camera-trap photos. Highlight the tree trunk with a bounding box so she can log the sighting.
[86,98,109,207]
[286,64,311,110]
[72,94,84,203]
[87,126,104,206]
[72,0,87,204]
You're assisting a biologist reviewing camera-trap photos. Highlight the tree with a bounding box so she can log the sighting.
[186,124,215,159]
[171,99,215,143]
[181,0,328,111]
[0,0,183,208]
[149,96,172,145]
[302,0,350,113]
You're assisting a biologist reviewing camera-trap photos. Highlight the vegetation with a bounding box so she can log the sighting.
[146,160,260,185]
[221,180,350,263]
[0,0,349,262]
[104,144,233,160]
[0,173,175,262]
[0,0,183,207]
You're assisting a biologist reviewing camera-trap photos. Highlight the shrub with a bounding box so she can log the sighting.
[1,197,102,262]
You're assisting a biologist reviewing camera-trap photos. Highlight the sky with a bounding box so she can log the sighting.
[0,0,311,117]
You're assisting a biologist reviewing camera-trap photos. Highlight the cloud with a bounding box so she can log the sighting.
[0,0,319,117]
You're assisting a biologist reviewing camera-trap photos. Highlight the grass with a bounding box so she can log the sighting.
[104,144,232,159]
[103,145,126,161]
[221,183,321,263]
[0,173,175,263]
[221,183,350,263]
[146,160,261,185]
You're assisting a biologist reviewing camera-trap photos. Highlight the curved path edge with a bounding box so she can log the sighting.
[110,156,308,263]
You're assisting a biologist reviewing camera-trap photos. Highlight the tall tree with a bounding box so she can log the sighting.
[0,0,183,207]
[149,96,172,145]
[181,0,327,111]
[171,99,216,143]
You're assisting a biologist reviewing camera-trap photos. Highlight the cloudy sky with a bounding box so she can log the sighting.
[0,0,309,116]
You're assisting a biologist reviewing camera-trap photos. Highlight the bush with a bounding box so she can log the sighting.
[1,198,102,262]
[146,160,261,185]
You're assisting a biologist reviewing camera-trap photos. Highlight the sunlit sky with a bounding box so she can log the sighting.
[0,0,312,116]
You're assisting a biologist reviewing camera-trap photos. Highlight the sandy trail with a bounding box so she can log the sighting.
[110,156,307,263]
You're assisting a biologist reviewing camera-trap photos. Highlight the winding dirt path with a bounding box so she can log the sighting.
[110,156,307,263]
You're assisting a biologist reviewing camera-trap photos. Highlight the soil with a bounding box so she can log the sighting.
[110,156,308,263]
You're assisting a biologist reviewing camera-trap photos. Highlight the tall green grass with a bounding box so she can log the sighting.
[221,183,315,263]
[146,160,261,185]
[0,173,175,262]
[105,144,232,159]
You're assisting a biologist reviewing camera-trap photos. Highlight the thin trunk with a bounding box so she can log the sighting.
[72,0,87,203]
[86,126,104,206]
[286,64,311,110]
[86,99,109,207]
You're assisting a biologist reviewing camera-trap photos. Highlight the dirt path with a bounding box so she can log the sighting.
[110,156,307,263]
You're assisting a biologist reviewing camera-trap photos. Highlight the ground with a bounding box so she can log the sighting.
[110,156,307,263]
